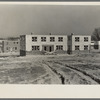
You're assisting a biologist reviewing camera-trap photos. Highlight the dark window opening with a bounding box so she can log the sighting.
[84,45,88,50]
[75,37,80,42]
[84,37,88,42]
[32,37,37,42]
[32,46,40,50]
[58,37,63,42]
[50,37,55,42]
[41,37,46,42]
[75,45,80,50]
[56,45,63,50]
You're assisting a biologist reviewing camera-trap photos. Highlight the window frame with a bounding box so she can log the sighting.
[32,46,40,51]
[84,45,88,50]
[41,37,46,42]
[56,45,63,50]
[50,37,55,42]
[75,45,80,50]
[58,37,63,42]
[84,37,88,42]
[75,37,80,42]
[32,37,37,42]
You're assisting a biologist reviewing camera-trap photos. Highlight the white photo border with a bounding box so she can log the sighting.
[0,2,100,98]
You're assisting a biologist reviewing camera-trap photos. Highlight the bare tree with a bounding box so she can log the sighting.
[91,28,100,41]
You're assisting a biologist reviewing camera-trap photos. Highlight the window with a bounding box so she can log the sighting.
[56,45,63,50]
[50,37,55,42]
[58,37,63,42]
[44,46,46,51]
[15,47,17,50]
[75,45,80,50]
[84,45,88,50]
[17,42,18,44]
[14,42,15,44]
[32,37,37,42]
[41,37,46,42]
[32,46,40,50]
[75,37,80,42]
[84,37,88,42]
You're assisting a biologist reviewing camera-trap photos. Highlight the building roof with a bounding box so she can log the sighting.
[21,34,67,36]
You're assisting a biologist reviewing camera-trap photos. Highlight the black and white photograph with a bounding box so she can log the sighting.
[0,2,100,85]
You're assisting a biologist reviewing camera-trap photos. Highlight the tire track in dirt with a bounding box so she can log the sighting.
[42,61,65,84]
[42,61,61,84]
[45,61,98,84]
[54,61,99,84]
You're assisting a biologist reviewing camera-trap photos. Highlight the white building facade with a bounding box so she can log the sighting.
[68,34,91,51]
[20,35,68,56]
[20,34,92,56]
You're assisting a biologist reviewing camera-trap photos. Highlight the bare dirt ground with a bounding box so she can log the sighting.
[0,52,100,84]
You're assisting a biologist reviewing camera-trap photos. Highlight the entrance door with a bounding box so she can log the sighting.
[42,45,54,52]
[44,46,47,51]
[49,46,52,52]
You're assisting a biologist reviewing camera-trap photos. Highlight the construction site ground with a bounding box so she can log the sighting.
[0,52,100,84]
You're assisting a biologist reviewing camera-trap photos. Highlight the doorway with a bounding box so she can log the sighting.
[42,45,54,52]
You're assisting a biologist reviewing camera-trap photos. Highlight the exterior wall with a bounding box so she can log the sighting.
[20,34,92,56]
[0,40,3,53]
[97,41,100,49]
[72,35,91,51]
[67,35,72,50]
[20,35,26,51]
[20,35,26,56]
[25,35,67,52]
[68,35,91,51]
[3,39,20,53]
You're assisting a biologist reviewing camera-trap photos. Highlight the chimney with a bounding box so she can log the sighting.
[49,33,51,35]
[31,32,33,35]
[71,33,74,35]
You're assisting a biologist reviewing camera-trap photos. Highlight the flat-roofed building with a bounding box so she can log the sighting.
[68,34,91,52]
[2,39,20,53]
[20,34,68,56]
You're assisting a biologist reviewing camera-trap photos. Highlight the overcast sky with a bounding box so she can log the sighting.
[0,5,100,37]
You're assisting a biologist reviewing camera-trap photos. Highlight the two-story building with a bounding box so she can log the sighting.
[20,34,68,56]
[20,33,92,56]
[68,33,91,52]
[2,39,20,53]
